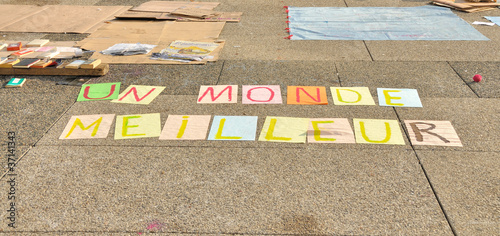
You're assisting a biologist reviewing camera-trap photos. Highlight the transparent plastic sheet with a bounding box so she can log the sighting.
[288,6,489,40]
[150,41,218,62]
[100,43,157,56]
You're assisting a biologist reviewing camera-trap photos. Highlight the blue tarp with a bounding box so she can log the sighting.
[288,6,489,41]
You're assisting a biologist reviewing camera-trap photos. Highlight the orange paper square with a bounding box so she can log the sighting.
[287,86,328,105]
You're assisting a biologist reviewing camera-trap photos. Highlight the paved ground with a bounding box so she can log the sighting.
[0,0,499,235]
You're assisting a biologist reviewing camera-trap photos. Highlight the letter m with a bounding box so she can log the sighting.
[198,86,233,103]
[65,117,102,138]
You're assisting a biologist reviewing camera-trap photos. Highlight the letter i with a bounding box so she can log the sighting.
[177,116,189,138]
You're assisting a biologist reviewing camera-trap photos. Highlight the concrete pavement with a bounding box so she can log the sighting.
[0,0,498,235]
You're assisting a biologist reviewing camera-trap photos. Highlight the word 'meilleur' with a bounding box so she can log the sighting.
[59,83,462,146]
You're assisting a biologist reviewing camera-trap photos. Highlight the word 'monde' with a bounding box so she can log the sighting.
[77,83,423,107]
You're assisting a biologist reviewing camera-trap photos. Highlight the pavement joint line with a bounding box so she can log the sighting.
[0,96,78,180]
[33,98,78,148]
[334,62,342,87]
[0,146,32,181]
[413,149,500,153]
[0,96,80,180]
[215,60,226,85]
[393,107,458,236]
[32,144,307,149]
[0,231,331,235]
[447,61,480,98]
[30,144,413,151]
[363,40,374,61]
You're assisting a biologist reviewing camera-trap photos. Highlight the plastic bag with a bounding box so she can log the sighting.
[100,43,157,56]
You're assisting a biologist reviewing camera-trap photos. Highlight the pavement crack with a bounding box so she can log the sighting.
[334,62,342,86]
[394,107,458,236]
[216,60,226,85]
[447,61,480,98]
[363,40,374,61]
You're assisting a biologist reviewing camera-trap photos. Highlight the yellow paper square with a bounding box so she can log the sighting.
[330,87,376,105]
[114,113,161,139]
[307,118,355,143]
[353,119,405,145]
[258,116,309,143]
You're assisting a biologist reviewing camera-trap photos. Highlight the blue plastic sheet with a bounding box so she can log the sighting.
[288,6,489,41]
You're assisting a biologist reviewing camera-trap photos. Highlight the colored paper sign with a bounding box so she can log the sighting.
[242,85,282,104]
[207,116,258,141]
[159,115,211,140]
[353,119,405,145]
[114,113,161,139]
[77,82,121,101]
[377,88,422,107]
[287,86,328,105]
[259,117,309,143]
[111,85,165,105]
[307,118,355,143]
[330,87,376,105]
[197,85,238,103]
[59,114,115,139]
[405,120,462,146]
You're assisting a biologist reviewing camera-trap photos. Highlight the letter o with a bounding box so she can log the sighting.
[247,87,274,102]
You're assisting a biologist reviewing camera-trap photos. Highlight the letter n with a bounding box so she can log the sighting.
[287,86,328,105]
[118,87,156,102]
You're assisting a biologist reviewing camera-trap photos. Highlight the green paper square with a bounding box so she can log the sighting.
[77,82,121,101]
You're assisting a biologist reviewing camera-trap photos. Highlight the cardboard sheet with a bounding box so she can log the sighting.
[115,113,161,139]
[59,114,115,139]
[0,5,131,33]
[116,10,242,22]
[207,116,258,141]
[130,1,219,13]
[78,20,225,64]
[159,115,211,140]
[171,8,218,18]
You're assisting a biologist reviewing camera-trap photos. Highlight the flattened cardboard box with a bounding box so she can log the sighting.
[130,1,219,13]
[0,5,131,33]
[77,20,226,64]
[116,10,242,22]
